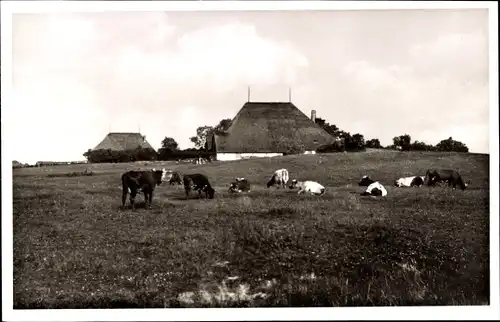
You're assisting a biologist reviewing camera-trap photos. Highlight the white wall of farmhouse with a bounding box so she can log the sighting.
[216,153,283,161]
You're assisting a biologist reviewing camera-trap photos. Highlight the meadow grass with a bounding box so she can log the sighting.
[12,151,490,308]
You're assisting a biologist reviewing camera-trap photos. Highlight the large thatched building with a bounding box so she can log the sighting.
[207,102,334,161]
[92,132,156,152]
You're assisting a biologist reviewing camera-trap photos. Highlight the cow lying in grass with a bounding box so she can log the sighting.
[267,168,289,189]
[183,173,216,199]
[358,175,388,197]
[394,176,425,188]
[424,169,469,190]
[289,180,326,195]
[121,168,167,209]
[229,177,251,193]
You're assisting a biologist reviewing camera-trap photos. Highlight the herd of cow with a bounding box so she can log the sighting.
[119,167,470,209]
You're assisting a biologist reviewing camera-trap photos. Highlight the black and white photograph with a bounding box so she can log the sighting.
[2,1,499,321]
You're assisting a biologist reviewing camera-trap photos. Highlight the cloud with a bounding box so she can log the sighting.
[109,21,309,95]
[409,31,488,81]
[334,29,489,153]
[10,13,309,163]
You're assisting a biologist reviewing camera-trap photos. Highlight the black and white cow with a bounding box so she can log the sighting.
[358,175,388,197]
[394,176,426,188]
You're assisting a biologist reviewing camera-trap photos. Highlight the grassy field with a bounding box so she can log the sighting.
[12,150,490,308]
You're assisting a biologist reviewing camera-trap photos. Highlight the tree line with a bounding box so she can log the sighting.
[83,117,469,163]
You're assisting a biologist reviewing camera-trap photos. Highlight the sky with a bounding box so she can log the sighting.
[6,6,491,164]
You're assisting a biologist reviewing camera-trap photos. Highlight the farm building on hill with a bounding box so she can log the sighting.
[206,102,334,161]
[92,132,156,152]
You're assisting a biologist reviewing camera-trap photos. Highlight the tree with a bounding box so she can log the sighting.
[213,118,232,134]
[83,149,93,161]
[160,137,179,152]
[189,126,214,149]
[322,123,341,138]
[365,138,382,149]
[436,137,469,153]
[341,132,366,152]
[393,134,412,151]
[190,119,233,150]
[410,140,436,151]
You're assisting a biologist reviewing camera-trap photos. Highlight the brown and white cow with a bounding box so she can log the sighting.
[267,169,289,189]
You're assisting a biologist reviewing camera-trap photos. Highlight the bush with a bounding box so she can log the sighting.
[410,141,436,151]
[158,150,215,161]
[436,137,469,153]
[316,139,345,153]
[365,139,382,149]
[342,132,366,152]
[393,134,411,151]
[84,147,158,163]
[47,169,94,178]
[383,145,400,150]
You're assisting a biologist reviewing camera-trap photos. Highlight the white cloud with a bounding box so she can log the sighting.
[409,31,488,81]
[111,22,309,93]
[11,14,309,163]
[8,73,107,164]
[336,37,488,153]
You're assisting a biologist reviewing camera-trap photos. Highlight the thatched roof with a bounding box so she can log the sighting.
[92,132,156,152]
[213,102,334,153]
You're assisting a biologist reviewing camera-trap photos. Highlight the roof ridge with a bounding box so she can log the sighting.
[108,132,142,135]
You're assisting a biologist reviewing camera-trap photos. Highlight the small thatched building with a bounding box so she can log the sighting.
[92,132,155,152]
[207,102,334,161]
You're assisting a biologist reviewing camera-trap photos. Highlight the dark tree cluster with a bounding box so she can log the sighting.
[83,147,157,163]
[316,121,366,153]
[389,134,469,153]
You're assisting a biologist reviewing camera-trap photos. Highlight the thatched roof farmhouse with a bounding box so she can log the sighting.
[207,101,334,161]
[92,132,156,152]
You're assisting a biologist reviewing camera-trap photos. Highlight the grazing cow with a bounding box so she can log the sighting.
[169,171,183,185]
[267,169,289,189]
[229,177,251,193]
[289,180,325,195]
[424,169,468,190]
[358,175,387,196]
[394,176,426,188]
[122,168,167,209]
[183,173,216,199]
